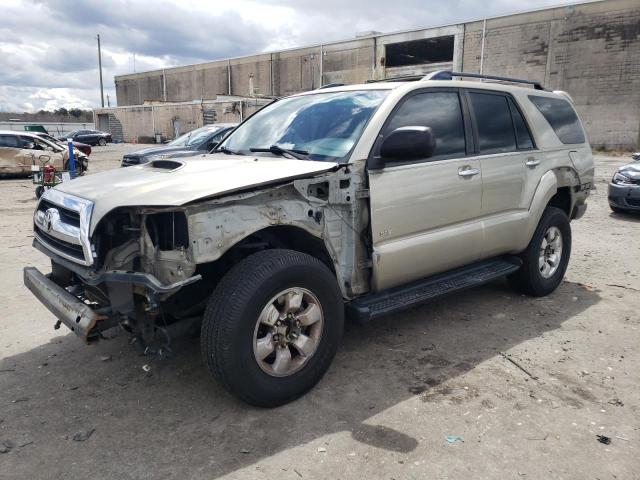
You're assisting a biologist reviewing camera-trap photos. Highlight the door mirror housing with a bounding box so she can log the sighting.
[370,126,436,170]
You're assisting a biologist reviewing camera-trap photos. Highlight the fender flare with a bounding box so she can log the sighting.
[517,170,558,251]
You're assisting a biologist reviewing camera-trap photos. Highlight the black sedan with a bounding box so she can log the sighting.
[608,156,640,213]
[60,129,112,146]
[121,123,236,167]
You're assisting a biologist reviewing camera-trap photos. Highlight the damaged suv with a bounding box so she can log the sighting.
[24,71,593,407]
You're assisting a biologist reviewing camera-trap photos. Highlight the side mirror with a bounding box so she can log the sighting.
[369,126,436,170]
[45,146,54,152]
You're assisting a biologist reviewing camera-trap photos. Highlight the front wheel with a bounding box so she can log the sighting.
[201,249,344,407]
[509,206,571,297]
[98,138,107,146]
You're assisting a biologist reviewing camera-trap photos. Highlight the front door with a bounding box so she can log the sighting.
[0,134,22,174]
[368,89,483,291]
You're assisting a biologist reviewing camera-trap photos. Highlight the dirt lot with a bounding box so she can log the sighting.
[0,145,638,479]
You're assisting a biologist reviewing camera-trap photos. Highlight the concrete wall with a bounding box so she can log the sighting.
[462,0,640,149]
[114,0,640,149]
[94,98,270,143]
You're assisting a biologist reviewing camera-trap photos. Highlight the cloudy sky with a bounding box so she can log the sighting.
[0,0,578,112]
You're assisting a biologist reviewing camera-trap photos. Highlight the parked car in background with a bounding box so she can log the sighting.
[60,129,112,146]
[0,130,88,176]
[34,132,92,156]
[121,123,237,166]
[609,155,640,213]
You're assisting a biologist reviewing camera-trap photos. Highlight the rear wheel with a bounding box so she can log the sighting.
[201,249,344,407]
[509,206,571,297]
[98,138,107,146]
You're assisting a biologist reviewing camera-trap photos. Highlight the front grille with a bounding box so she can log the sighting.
[626,198,640,207]
[35,225,85,260]
[38,199,80,227]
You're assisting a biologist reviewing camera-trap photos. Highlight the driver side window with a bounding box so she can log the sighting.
[383,91,467,162]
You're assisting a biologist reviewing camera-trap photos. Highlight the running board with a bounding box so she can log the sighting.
[347,256,522,323]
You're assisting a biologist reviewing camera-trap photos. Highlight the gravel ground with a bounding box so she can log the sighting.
[0,145,638,479]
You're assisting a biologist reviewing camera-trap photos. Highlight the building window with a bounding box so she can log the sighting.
[385,36,454,68]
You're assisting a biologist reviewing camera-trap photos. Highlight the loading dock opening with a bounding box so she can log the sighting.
[384,36,454,67]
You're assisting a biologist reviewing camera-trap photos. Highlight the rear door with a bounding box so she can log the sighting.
[0,134,23,174]
[465,90,540,257]
[368,88,483,291]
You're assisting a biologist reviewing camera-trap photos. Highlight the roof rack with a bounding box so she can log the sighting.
[366,70,545,90]
[365,75,424,83]
[318,83,345,89]
[424,70,545,90]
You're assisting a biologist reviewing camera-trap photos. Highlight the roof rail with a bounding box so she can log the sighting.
[423,70,545,90]
[318,83,345,89]
[365,75,425,83]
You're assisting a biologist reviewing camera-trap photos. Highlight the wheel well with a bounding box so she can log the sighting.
[237,226,335,274]
[548,187,572,216]
[162,226,335,319]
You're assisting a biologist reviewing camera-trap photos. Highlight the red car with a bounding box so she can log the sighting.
[34,132,92,156]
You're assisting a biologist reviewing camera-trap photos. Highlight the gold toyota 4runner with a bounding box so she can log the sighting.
[24,71,594,406]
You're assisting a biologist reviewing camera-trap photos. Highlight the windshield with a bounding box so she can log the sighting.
[168,126,222,147]
[220,90,388,162]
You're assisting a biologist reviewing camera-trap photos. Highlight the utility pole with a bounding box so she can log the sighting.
[97,34,104,107]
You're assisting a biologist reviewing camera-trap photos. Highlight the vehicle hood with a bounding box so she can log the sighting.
[618,161,640,180]
[51,154,338,233]
[124,145,197,158]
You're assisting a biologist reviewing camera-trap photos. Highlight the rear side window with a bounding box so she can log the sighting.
[0,135,19,148]
[528,95,585,144]
[508,98,534,150]
[384,91,466,160]
[469,92,516,154]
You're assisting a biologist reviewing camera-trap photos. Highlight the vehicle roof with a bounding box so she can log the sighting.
[0,130,46,138]
[197,123,238,130]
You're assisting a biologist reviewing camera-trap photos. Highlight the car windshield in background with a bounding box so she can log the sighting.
[168,127,221,147]
[221,90,389,162]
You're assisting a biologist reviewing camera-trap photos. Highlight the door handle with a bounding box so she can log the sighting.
[458,167,480,177]
[526,158,540,167]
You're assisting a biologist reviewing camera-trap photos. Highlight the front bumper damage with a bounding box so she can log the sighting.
[24,239,202,342]
[24,267,110,341]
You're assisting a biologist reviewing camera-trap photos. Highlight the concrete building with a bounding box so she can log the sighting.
[106,0,640,148]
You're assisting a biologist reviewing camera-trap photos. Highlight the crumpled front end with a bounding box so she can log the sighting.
[25,188,202,345]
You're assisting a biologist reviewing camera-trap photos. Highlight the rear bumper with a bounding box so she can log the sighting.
[23,267,110,341]
[608,183,640,210]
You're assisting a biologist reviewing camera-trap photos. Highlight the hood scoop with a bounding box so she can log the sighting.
[145,159,185,171]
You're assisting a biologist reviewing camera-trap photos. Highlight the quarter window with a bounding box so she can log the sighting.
[508,98,534,150]
[528,95,585,144]
[469,92,516,154]
[384,91,466,160]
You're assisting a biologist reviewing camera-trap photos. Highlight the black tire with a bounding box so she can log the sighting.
[35,185,44,199]
[610,204,628,214]
[201,249,344,407]
[509,206,571,297]
[98,138,107,146]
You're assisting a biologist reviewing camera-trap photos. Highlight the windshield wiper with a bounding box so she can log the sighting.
[250,145,309,160]
[214,145,242,155]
